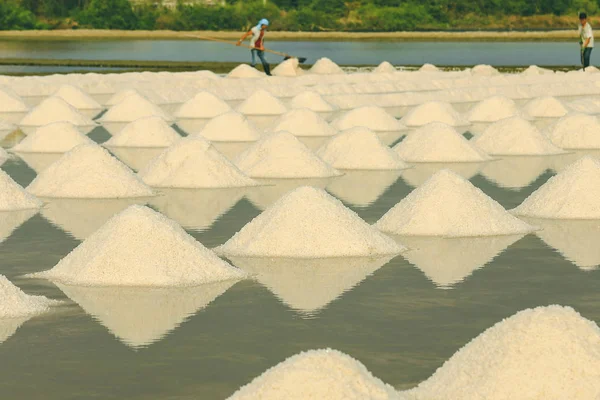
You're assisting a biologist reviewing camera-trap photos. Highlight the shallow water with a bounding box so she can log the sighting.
[2,133,600,399]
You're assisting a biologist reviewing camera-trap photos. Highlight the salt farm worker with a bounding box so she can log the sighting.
[579,12,594,70]
[237,19,272,76]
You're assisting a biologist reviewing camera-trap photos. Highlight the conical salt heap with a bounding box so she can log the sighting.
[472,117,565,156]
[375,170,535,237]
[466,96,520,123]
[512,157,600,219]
[138,136,258,188]
[104,116,180,148]
[419,63,440,72]
[12,121,95,153]
[470,64,500,76]
[393,122,490,162]
[30,205,247,286]
[289,91,336,114]
[0,88,29,113]
[19,97,97,129]
[227,64,265,79]
[317,127,409,170]
[404,305,600,400]
[174,91,232,119]
[234,132,341,178]
[237,89,287,116]
[310,58,345,75]
[522,65,554,75]
[272,58,303,77]
[373,61,396,74]
[215,186,404,258]
[523,96,568,118]
[402,101,467,127]
[0,169,42,211]
[271,109,337,137]
[98,92,173,123]
[0,275,58,318]
[228,349,398,400]
[331,106,405,133]
[194,111,261,142]
[545,113,600,149]
[26,143,154,198]
[53,85,103,112]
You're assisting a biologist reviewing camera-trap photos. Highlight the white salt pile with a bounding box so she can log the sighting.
[405,305,600,400]
[271,109,337,137]
[331,106,405,133]
[30,205,247,286]
[317,127,409,170]
[393,122,490,162]
[472,117,565,156]
[104,116,180,148]
[523,96,568,118]
[98,92,173,123]
[236,89,287,116]
[53,85,103,113]
[26,143,155,198]
[215,186,404,258]
[512,156,600,219]
[272,58,303,77]
[466,96,520,123]
[0,169,42,211]
[545,113,600,149]
[12,121,95,153]
[289,91,336,114]
[402,101,466,127]
[419,63,440,72]
[375,170,535,237]
[174,91,232,119]
[194,111,261,142]
[310,58,345,75]
[522,65,554,75]
[234,132,341,178]
[373,61,396,74]
[0,88,29,113]
[470,64,500,76]
[19,97,97,131]
[138,137,258,188]
[228,349,398,400]
[0,275,57,318]
[227,64,265,79]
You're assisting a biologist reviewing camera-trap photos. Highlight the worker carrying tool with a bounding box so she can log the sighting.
[237,19,271,76]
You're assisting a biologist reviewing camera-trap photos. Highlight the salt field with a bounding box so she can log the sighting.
[4,62,600,399]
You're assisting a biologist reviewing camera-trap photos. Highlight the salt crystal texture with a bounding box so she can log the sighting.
[0,89,29,113]
[375,170,535,237]
[174,91,232,119]
[271,109,337,137]
[138,136,258,188]
[466,96,520,123]
[237,90,287,116]
[104,116,180,148]
[227,64,265,79]
[405,305,600,400]
[402,101,467,127]
[0,275,57,318]
[98,93,173,123]
[12,121,95,153]
[215,186,404,258]
[512,157,600,219]
[394,122,489,162]
[545,113,600,149]
[289,91,336,113]
[332,106,405,132]
[472,117,565,156]
[228,349,399,400]
[53,85,103,111]
[0,169,42,211]
[234,132,341,178]
[30,205,246,286]
[523,96,568,118]
[26,144,154,198]
[272,58,303,77]
[373,61,396,74]
[19,97,97,129]
[310,58,345,75]
[317,127,409,170]
[194,111,261,142]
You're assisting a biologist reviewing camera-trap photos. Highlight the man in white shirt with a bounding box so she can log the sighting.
[237,19,271,76]
[579,12,594,70]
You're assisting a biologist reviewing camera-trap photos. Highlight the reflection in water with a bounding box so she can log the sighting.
[481,156,555,190]
[326,170,401,207]
[14,152,62,173]
[0,317,29,344]
[245,178,332,210]
[107,147,164,172]
[151,188,246,231]
[400,162,484,187]
[41,198,148,240]
[397,235,525,288]
[211,142,253,161]
[228,256,394,317]
[0,129,25,148]
[0,209,37,243]
[526,218,600,270]
[296,136,330,151]
[550,150,600,173]
[55,281,237,348]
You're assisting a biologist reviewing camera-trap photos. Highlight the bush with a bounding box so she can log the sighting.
[76,0,137,29]
[0,2,37,30]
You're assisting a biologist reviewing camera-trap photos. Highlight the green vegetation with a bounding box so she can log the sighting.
[1,0,598,31]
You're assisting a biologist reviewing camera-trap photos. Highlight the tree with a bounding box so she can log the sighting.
[76,0,138,29]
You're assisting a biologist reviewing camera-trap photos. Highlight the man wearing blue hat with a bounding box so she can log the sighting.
[237,19,272,76]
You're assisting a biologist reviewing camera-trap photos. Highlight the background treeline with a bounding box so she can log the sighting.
[1,0,598,31]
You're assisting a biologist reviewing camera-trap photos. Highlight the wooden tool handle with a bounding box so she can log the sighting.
[185,34,291,58]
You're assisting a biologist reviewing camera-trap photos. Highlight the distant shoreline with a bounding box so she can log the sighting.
[0,29,580,42]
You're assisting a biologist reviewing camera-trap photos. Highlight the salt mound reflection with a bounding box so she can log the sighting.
[326,170,401,207]
[480,156,554,190]
[0,209,37,243]
[400,162,484,188]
